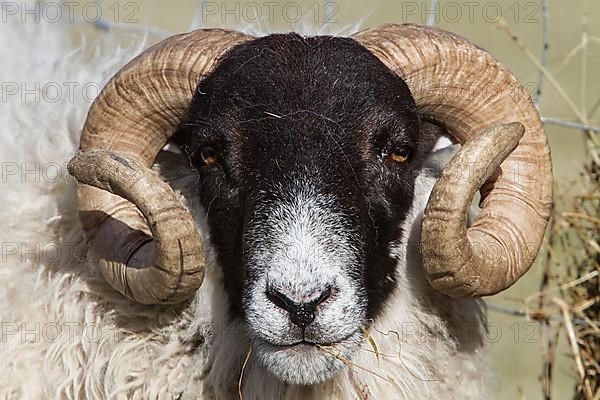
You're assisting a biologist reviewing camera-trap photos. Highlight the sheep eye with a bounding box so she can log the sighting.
[388,145,411,163]
[199,145,218,166]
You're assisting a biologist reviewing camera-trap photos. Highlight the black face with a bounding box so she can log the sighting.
[175,33,438,385]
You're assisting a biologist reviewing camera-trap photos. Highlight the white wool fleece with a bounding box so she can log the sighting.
[0,11,491,400]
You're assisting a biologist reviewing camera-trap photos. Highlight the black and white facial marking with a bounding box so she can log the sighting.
[175,33,440,385]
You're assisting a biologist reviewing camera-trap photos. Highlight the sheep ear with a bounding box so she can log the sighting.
[69,29,253,304]
[354,24,553,297]
[420,119,454,150]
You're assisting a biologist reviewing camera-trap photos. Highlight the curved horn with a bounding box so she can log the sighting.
[353,24,553,297]
[69,29,252,304]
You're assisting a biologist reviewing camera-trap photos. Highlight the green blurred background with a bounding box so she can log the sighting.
[68,0,599,398]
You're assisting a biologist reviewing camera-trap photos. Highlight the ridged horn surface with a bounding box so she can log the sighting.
[354,24,553,297]
[70,29,252,304]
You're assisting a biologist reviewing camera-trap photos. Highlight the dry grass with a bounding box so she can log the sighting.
[524,161,599,400]
[548,163,599,399]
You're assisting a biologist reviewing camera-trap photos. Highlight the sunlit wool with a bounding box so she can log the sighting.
[0,16,490,400]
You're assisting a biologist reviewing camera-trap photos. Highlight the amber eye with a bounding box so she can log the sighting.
[388,145,411,163]
[199,145,218,167]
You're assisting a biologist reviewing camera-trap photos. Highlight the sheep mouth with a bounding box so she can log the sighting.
[252,330,363,385]
[266,332,357,349]
[283,339,338,348]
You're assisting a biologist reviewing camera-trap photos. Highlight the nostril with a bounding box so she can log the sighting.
[314,286,332,307]
[265,285,334,328]
[266,286,295,312]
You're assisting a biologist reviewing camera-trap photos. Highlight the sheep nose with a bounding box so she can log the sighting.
[266,286,332,328]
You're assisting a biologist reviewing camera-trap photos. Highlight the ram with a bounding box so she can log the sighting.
[1,23,552,399]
